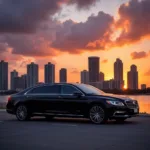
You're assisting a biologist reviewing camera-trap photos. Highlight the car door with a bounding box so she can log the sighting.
[25,85,61,113]
[59,85,88,115]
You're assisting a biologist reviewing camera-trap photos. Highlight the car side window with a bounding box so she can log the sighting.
[28,85,61,94]
[61,85,80,95]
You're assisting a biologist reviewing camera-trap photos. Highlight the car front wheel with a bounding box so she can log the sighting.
[89,105,107,124]
[16,105,30,121]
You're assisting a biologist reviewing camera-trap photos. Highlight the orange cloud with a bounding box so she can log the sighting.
[52,12,114,52]
[70,68,80,74]
[144,69,150,76]
[102,59,108,63]
[131,51,150,60]
[114,0,150,46]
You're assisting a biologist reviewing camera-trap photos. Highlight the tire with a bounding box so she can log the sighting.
[89,105,108,124]
[45,115,54,120]
[15,104,30,121]
[115,118,127,122]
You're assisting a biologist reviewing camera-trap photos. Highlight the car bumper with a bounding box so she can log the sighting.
[6,109,14,114]
[107,106,139,119]
[6,103,15,114]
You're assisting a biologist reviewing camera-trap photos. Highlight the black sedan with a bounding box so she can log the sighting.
[6,83,139,124]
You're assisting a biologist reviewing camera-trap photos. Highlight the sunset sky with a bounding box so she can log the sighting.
[0,0,150,88]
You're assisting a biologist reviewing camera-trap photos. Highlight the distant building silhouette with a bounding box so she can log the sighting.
[88,57,100,83]
[114,58,124,89]
[59,68,67,83]
[44,62,55,83]
[141,84,146,90]
[14,77,22,91]
[10,70,18,90]
[99,72,104,82]
[81,70,89,84]
[0,60,8,90]
[27,62,39,88]
[21,74,27,89]
[127,65,138,90]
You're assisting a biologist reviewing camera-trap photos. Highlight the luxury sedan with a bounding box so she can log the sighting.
[6,83,139,124]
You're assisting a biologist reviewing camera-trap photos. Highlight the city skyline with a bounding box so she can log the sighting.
[0,57,143,90]
[0,0,150,88]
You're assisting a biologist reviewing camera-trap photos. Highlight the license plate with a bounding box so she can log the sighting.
[133,108,138,113]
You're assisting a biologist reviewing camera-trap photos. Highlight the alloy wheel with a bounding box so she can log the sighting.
[89,105,105,124]
[16,105,28,121]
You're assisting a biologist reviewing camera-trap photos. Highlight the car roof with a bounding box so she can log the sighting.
[33,83,83,88]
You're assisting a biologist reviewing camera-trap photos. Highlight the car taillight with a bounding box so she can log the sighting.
[8,97,12,102]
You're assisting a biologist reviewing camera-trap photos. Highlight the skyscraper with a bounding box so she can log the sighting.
[114,58,124,89]
[27,62,39,88]
[99,72,104,82]
[10,70,18,90]
[59,68,67,83]
[81,70,89,84]
[127,65,138,90]
[21,74,27,89]
[0,60,8,90]
[88,57,100,83]
[44,62,55,83]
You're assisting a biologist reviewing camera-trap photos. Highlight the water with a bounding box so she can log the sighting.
[0,95,150,113]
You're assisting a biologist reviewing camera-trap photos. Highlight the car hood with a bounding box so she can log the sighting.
[102,93,134,101]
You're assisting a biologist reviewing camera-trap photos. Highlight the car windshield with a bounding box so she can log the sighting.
[76,84,105,95]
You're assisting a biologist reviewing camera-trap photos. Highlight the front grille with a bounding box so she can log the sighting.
[125,100,138,108]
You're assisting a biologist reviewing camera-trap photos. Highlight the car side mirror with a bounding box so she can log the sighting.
[73,92,82,97]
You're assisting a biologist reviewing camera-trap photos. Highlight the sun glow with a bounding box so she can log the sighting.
[124,85,127,89]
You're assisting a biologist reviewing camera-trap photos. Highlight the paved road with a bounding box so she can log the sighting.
[0,112,150,150]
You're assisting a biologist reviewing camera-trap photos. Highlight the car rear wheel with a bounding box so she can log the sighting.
[89,105,107,124]
[16,105,30,121]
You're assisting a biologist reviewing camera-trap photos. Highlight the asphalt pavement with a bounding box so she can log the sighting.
[0,111,150,150]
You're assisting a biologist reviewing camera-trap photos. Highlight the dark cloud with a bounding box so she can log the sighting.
[0,0,99,33]
[0,0,64,33]
[2,34,58,57]
[115,0,150,45]
[0,43,8,52]
[69,0,98,9]
[131,51,150,60]
[52,12,113,52]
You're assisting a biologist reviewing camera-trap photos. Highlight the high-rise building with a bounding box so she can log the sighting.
[99,72,104,82]
[114,58,124,89]
[10,70,18,90]
[14,77,22,91]
[81,70,89,84]
[127,65,138,90]
[59,68,67,83]
[141,84,146,90]
[88,57,100,83]
[27,62,39,88]
[0,60,8,90]
[44,62,55,83]
[21,74,27,89]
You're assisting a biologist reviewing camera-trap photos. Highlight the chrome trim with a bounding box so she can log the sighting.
[33,113,84,117]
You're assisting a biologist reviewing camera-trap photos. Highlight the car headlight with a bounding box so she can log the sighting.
[106,100,124,106]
